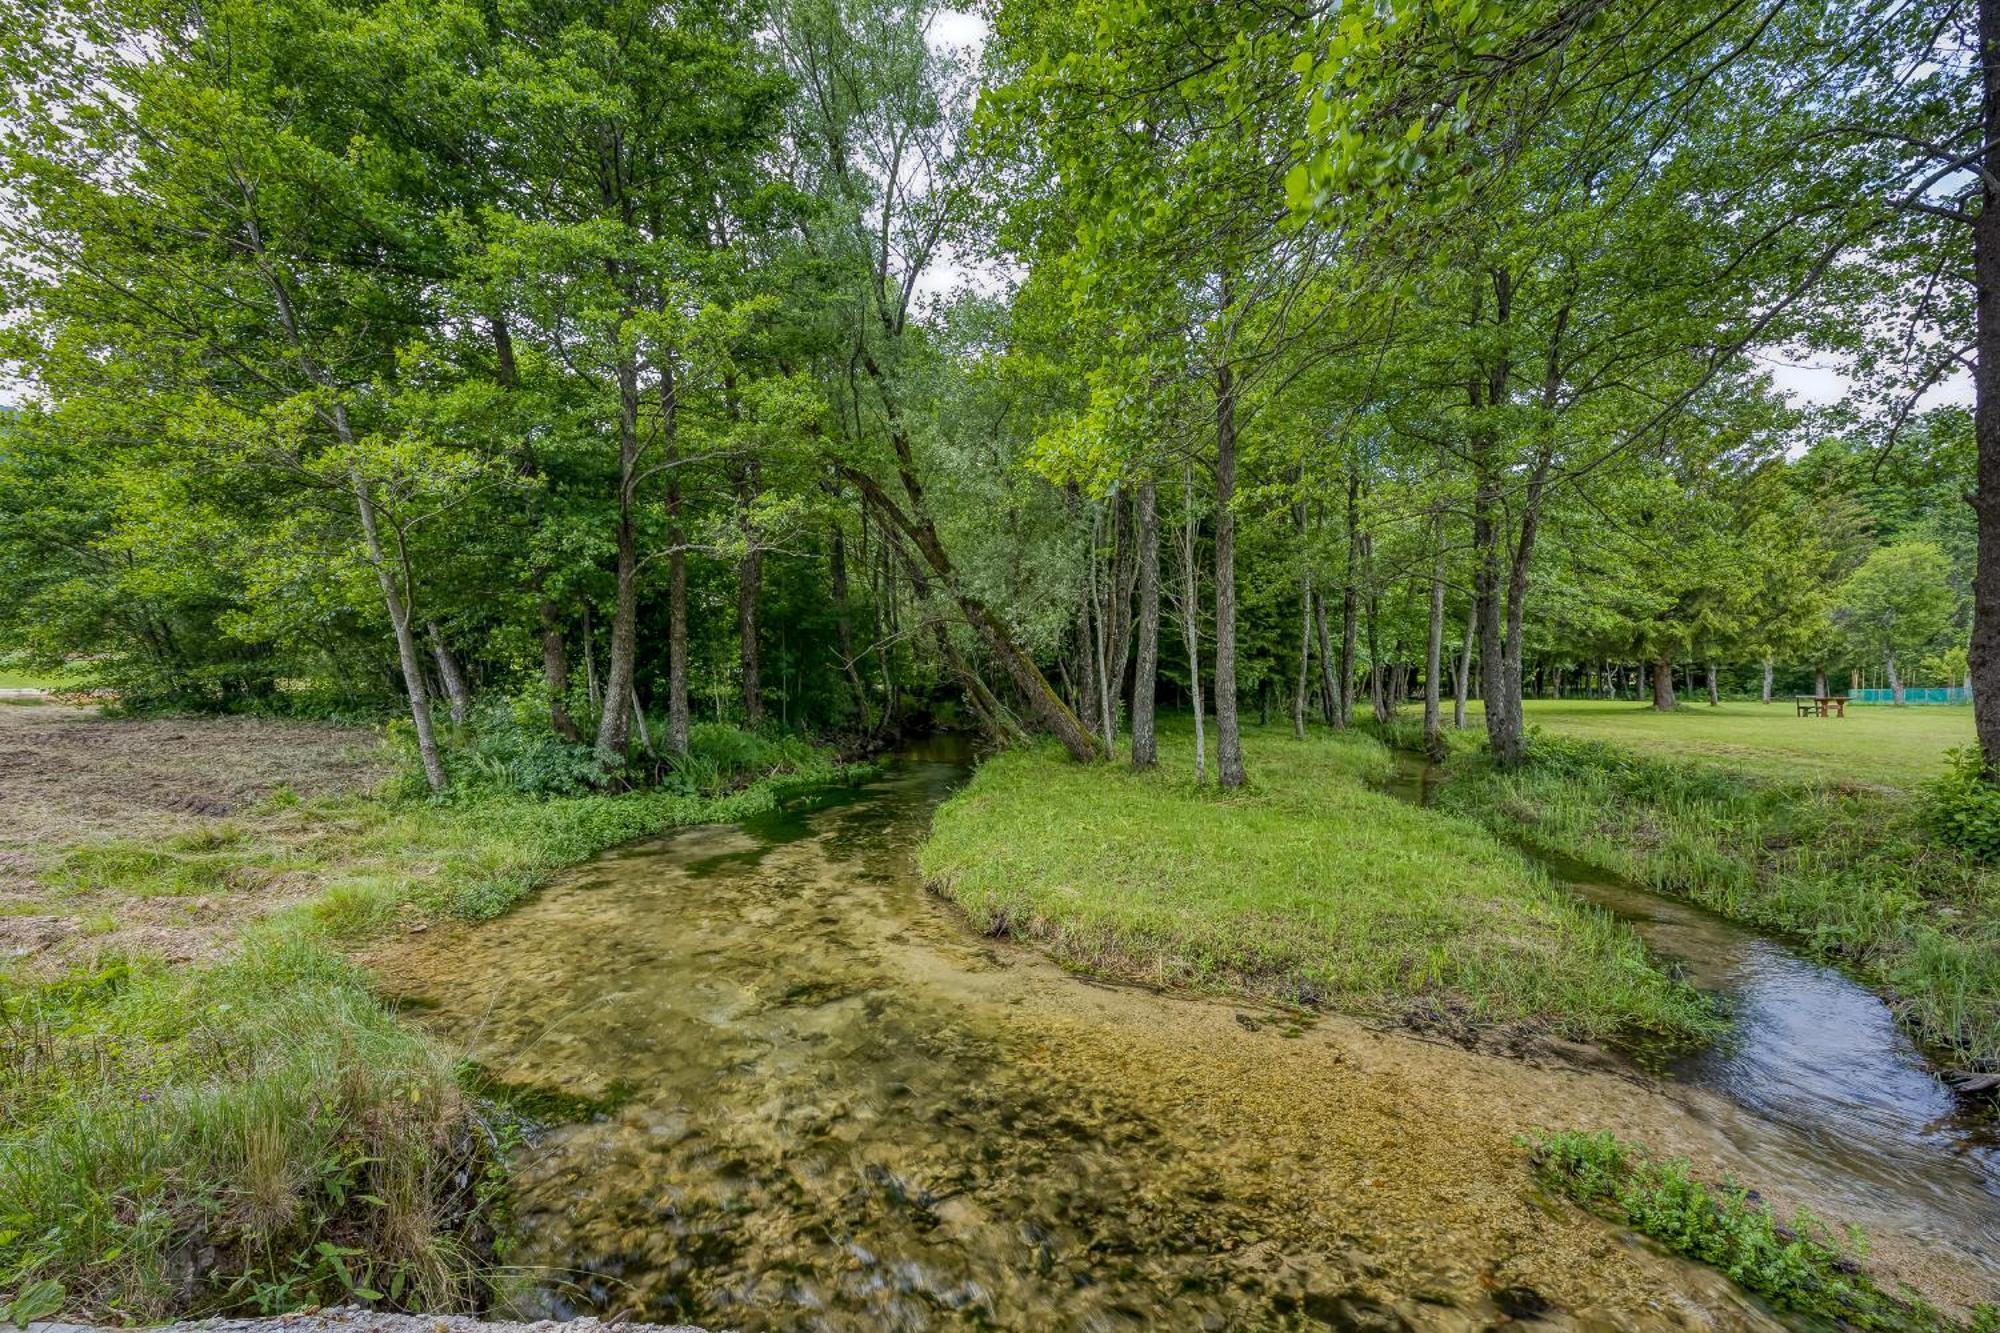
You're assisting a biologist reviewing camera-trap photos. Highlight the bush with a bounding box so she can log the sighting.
[1919,748,2000,863]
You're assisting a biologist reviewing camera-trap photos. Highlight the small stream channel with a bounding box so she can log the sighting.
[372,742,2000,1330]
[1385,753,2000,1285]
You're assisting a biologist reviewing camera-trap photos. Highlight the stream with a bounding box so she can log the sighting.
[1385,755,2000,1289]
[372,742,2000,1331]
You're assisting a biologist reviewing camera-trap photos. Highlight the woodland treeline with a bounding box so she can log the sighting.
[0,0,1989,791]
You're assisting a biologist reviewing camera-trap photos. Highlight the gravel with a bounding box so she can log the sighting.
[28,1311,713,1333]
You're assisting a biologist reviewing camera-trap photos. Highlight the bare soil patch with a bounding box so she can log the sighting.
[0,705,388,969]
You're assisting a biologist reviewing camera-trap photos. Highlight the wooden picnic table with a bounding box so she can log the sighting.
[1795,695,1848,717]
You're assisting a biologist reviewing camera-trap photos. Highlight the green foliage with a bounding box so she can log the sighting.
[1531,1130,1991,1331]
[1918,748,2000,864]
[0,941,494,1321]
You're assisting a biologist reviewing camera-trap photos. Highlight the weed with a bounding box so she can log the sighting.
[1530,1130,1994,1331]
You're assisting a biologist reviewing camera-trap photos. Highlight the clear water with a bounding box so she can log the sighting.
[367,744,1998,1330]
[1387,755,2000,1284]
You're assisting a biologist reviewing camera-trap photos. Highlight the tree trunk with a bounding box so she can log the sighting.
[1889,654,1906,705]
[594,357,641,757]
[1706,662,1720,706]
[539,598,580,742]
[1815,664,1829,698]
[1214,360,1245,788]
[830,522,871,732]
[1293,566,1312,740]
[1424,521,1446,759]
[1313,592,1338,727]
[351,467,444,792]
[841,464,1098,761]
[660,361,690,755]
[1761,656,1774,705]
[1454,602,1475,729]
[427,622,473,725]
[1132,478,1160,770]
[1974,0,2000,771]
[736,462,764,730]
[1339,471,1360,728]
[1652,658,1677,711]
[1181,461,1207,782]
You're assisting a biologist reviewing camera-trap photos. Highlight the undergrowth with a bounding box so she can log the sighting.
[0,938,496,1323]
[1530,1130,1998,1332]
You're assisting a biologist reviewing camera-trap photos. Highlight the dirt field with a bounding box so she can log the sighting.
[0,703,388,969]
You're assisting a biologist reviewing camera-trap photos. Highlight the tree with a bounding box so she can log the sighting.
[1837,541,1958,705]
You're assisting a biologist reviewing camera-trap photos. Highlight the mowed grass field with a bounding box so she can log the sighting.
[1462,698,1974,790]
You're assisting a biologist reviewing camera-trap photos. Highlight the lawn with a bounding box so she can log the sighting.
[920,723,1718,1044]
[1468,698,1975,790]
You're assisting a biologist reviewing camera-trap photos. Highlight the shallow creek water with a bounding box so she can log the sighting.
[1386,756,2000,1292]
[374,743,1997,1330]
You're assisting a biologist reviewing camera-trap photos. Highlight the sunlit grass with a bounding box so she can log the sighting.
[1463,698,1977,791]
[921,722,1719,1044]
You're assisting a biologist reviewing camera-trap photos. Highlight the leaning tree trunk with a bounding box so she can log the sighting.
[427,622,473,725]
[1132,478,1160,769]
[351,466,444,792]
[1652,658,1677,711]
[1214,360,1245,789]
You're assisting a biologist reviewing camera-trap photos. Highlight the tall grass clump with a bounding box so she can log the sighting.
[1434,735,2000,1067]
[1530,1130,1997,1332]
[0,936,496,1322]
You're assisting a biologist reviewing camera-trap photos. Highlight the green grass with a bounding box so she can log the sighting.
[0,938,492,1323]
[1530,1130,1998,1332]
[1425,733,2000,1067]
[1470,699,1975,791]
[920,723,1720,1045]
[2,723,865,1322]
[0,664,81,690]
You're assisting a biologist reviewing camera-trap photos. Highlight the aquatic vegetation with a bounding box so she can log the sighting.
[921,727,1720,1044]
[1531,1130,1998,1332]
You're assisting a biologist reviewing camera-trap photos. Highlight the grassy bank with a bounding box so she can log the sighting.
[2,720,862,1322]
[1423,732,2000,1069]
[920,725,1719,1045]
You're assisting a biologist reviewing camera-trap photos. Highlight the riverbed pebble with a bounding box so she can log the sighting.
[30,1308,712,1333]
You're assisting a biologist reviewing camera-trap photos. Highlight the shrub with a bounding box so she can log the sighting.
[1919,748,2000,863]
